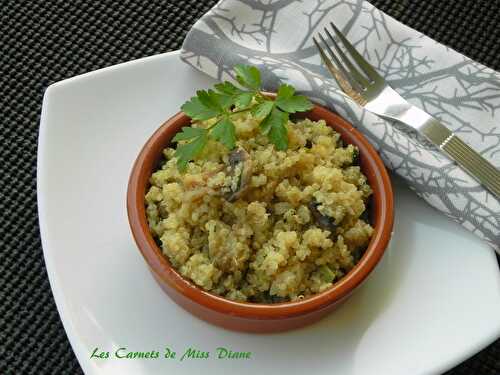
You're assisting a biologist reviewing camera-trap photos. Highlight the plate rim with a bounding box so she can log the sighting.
[37,49,500,375]
[37,50,181,375]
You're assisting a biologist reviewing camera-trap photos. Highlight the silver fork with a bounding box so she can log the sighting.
[314,22,500,198]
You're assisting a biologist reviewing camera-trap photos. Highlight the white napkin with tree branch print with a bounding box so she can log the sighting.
[180,0,500,251]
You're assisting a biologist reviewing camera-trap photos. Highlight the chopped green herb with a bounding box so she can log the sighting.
[173,127,208,171]
[234,92,254,109]
[175,64,313,171]
[261,107,289,150]
[234,64,261,90]
[275,84,313,113]
[319,264,335,283]
[210,117,236,150]
[252,100,274,119]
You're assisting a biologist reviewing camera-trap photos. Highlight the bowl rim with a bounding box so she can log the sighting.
[127,101,394,319]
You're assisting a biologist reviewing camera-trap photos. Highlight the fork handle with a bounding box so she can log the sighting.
[440,134,500,198]
[383,105,500,198]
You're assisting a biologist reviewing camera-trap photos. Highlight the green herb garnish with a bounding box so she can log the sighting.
[174,64,313,171]
[319,264,335,283]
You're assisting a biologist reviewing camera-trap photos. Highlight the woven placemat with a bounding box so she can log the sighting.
[0,0,498,374]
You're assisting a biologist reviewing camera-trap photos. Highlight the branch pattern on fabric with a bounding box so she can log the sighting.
[174,64,313,171]
[180,0,500,250]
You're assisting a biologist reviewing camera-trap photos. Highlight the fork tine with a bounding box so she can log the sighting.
[317,33,362,92]
[313,37,348,90]
[313,37,367,104]
[323,27,369,88]
[329,22,382,82]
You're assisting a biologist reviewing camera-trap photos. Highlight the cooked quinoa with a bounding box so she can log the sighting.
[145,113,374,303]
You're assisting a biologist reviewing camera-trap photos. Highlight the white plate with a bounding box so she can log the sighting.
[38,51,500,375]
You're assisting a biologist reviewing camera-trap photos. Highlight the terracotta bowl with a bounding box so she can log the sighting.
[127,101,394,333]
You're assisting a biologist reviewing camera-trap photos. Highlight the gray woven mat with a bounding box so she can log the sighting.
[0,0,498,374]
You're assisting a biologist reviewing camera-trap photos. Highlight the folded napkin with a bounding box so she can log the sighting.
[181,0,500,251]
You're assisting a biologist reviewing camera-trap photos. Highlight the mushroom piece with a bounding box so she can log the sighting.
[224,147,253,202]
[352,148,360,166]
[308,200,337,233]
[360,197,372,224]
[250,291,287,304]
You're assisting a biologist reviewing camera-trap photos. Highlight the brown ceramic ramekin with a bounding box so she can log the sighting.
[127,101,394,333]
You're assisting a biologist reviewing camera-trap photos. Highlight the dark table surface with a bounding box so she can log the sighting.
[1,0,499,374]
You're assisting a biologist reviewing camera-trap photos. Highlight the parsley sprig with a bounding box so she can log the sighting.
[174,64,313,171]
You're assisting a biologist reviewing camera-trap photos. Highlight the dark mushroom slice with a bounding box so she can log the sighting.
[308,200,337,233]
[360,196,373,225]
[270,295,287,303]
[351,147,360,166]
[224,147,253,202]
[248,291,269,303]
[351,246,366,263]
[250,291,288,304]
[153,237,162,248]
